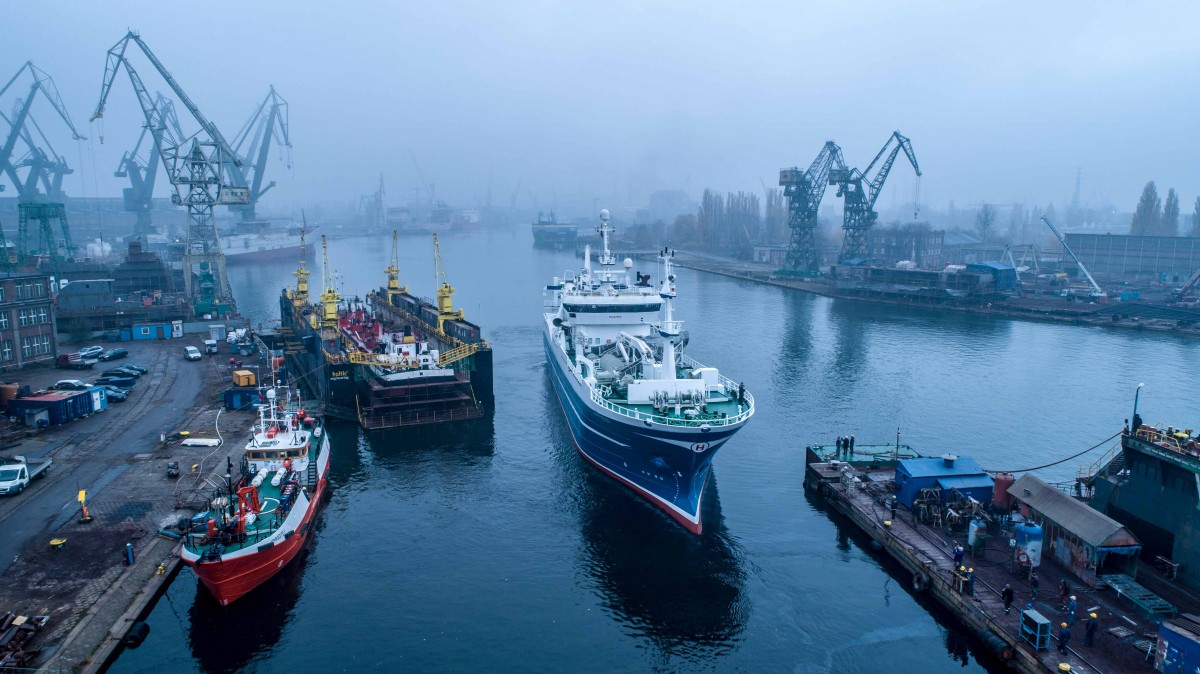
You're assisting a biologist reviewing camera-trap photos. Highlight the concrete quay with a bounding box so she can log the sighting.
[0,338,257,672]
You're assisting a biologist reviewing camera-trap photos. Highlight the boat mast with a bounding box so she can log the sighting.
[658,247,680,380]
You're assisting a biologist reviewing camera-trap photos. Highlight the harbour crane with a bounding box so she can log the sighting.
[91,31,249,308]
[432,233,463,335]
[227,86,291,223]
[1175,267,1200,304]
[778,141,845,274]
[1041,216,1103,298]
[830,131,921,262]
[114,92,182,237]
[0,62,86,272]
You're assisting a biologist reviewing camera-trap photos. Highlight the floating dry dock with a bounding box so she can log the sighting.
[804,444,1199,673]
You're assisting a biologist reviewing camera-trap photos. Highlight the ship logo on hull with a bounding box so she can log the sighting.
[330,369,350,380]
[691,442,709,453]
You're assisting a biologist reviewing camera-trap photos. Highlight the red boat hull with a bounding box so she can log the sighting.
[185,470,329,606]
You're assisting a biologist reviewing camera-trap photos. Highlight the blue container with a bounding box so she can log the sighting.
[85,386,108,413]
[1015,522,1044,568]
[1159,619,1200,671]
[223,386,263,410]
[119,329,132,341]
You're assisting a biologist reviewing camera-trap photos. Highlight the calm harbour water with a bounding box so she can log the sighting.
[112,225,1200,673]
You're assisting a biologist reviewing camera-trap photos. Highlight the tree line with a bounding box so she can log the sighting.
[1131,181,1200,236]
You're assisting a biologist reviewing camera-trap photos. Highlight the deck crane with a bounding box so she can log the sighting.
[830,131,921,262]
[91,31,249,310]
[1041,216,1103,298]
[114,92,182,237]
[384,228,406,303]
[779,141,845,275]
[227,86,291,223]
[432,233,463,335]
[317,234,340,330]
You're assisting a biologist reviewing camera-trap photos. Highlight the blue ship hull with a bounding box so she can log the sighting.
[544,332,744,533]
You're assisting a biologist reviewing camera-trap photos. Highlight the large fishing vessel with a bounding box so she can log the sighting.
[543,209,753,533]
[181,388,330,605]
[276,232,493,430]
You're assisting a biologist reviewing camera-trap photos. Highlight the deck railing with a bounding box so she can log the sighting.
[585,355,754,428]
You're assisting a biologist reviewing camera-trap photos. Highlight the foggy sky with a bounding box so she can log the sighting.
[4,1,1200,218]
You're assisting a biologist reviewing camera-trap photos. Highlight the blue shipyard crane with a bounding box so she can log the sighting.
[227,86,291,223]
[114,92,182,237]
[0,61,86,265]
[91,31,249,307]
[830,131,921,262]
[779,141,845,274]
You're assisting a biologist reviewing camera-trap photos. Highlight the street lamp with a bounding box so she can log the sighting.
[1132,382,1145,430]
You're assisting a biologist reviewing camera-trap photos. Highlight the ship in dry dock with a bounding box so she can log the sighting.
[275,231,493,430]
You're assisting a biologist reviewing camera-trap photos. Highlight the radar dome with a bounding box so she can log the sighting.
[599,208,610,221]
[623,258,633,268]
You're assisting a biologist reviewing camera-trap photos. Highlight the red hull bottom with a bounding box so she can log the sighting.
[185,474,328,606]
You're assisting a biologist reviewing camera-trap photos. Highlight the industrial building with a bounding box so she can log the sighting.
[1007,474,1141,588]
[0,272,58,371]
[866,227,944,268]
[1065,233,1200,281]
[893,455,994,508]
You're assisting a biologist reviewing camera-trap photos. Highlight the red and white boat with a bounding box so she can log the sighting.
[181,388,330,605]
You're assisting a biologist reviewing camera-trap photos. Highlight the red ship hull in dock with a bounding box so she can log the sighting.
[184,466,329,606]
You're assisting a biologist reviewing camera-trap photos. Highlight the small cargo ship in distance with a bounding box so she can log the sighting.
[277,231,493,430]
[532,211,577,249]
[181,388,330,606]
[543,209,753,533]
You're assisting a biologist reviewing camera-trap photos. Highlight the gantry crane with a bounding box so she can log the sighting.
[227,86,291,223]
[0,62,85,270]
[1041,216,1103,298]
[114,92,182,237]
[779,141,845,275]
[91,31,249,310]
[830,131,921,262]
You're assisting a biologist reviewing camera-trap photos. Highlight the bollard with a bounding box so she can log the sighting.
[124,542,135,566]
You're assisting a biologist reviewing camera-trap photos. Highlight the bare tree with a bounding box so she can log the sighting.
[1163,188,1180,236]
[975,204,996,243]
[1131,181,1161,235]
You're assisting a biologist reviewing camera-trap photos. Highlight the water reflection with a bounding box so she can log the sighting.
[578,474,749,668]
[355,418,496,499]
[184,517,320,673]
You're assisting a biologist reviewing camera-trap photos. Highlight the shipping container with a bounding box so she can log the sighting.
[7,390,98,425]
[232,370,256,387]
[224,386,264,411]
[86,386,108,413]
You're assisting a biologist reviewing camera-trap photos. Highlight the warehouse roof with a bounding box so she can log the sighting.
[898,456,986,479]
[937,475,996,491]
[1008,474,1141,549]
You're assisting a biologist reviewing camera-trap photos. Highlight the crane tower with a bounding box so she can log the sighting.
[779,141,844,275]
[831,131,920,262]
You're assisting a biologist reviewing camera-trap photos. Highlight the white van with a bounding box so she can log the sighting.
[184,346,202,361]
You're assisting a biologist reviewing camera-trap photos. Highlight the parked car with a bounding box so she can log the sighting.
[52,380,89,391]
[102,367,139,378]
[98,348,128,361]
[104,388,128,402]
[122,364,149,374]
[94,376,136,388]
[79,346,104,359]
[102,384,130,396]
[184,346,202,361]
